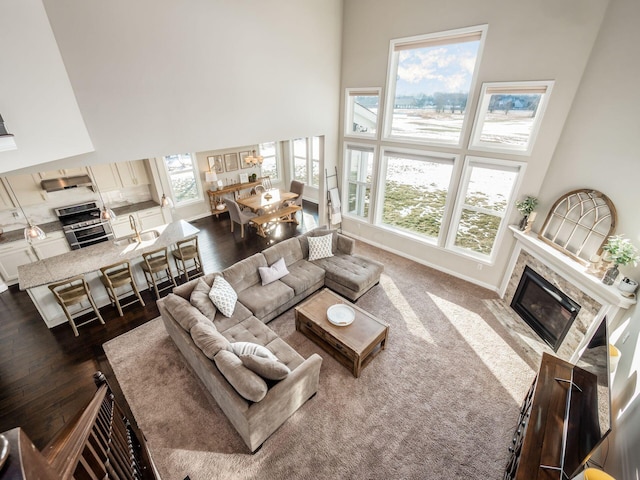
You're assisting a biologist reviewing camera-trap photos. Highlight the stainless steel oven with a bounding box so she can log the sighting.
[55,202,114,250]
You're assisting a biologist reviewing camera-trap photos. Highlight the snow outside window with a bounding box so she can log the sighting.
[163,153,202,206]
[345,88,381,139]
[258,141,280,182]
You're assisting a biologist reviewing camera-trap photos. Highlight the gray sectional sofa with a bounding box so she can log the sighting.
[158,228,383,452]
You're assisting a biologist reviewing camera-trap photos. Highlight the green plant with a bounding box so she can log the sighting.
[602,235,640,266]
[515,196,538,216]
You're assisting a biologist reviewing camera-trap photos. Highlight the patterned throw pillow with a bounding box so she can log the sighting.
[208,276,237,318]
[230,341,278,360]
[308,233,334,261]
[258,257,290,285]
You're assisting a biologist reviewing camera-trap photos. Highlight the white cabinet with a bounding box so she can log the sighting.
[116,160,149,187]
[31,232,71,259]
[89,164,121,192]
[0,179,15,210]
[36,167,88,180]
[0,240,38,284]
[110,206,168,239]
[5,175,47,206]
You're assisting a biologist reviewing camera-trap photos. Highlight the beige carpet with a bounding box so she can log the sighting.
[103,242,536,480]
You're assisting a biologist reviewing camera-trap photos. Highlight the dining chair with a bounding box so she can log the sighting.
[260,176,272,190]
[288,180,305,224]
[226,197,258,238]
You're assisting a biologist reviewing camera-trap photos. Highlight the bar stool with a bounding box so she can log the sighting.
[172,236,204,282]
[99,260,146,316]
[48,275,105,337]
[141,247,177,299]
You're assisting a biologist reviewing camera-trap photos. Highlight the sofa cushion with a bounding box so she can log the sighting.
[222,253,267,292]
[262,237,304,266]
[230,341,278,360]
[314,253,384,293]
[209,276,237,317]
[190,277,217,319]
[240,354,290,380]
[299,228,338,258]
[191,322,231,359]
[173,272,217,299]
[279,260,325,296]
[213,350,268,403]
[163,293,210,331]
[222,316,279,346]
[308,233,334,261]
[238,281,294,320]
[258,257,289,286]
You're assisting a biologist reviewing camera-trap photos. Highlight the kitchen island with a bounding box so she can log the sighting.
[18,220,199,328]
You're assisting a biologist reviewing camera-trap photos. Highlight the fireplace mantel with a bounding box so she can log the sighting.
[501,226,635,310]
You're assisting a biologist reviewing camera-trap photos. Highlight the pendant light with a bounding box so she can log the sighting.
[5,179,46,242]
[88,166,117,220]
[154,158,174,208]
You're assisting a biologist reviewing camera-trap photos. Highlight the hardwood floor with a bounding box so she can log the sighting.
[0,204,319,449]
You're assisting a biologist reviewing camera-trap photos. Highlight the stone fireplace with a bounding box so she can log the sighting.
[495,227,636,363]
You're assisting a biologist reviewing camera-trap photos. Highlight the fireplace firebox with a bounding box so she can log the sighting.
[511,266,581,351]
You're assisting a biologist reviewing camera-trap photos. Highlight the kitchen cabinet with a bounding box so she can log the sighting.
[111,206,168,239]
[89,164,121,192]
[4,175,47,206]
[0,240,38,284]
[0,179,15,210]
[31,232,71,260]
[36,167,88,180]
[116,160,149,187]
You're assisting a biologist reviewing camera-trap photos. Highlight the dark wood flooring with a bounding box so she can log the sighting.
[0,204,319,449]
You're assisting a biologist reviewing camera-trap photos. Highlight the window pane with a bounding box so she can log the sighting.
[168,171,198,203]
[294,158,307,182]
[346,147,374,219]
[348,183,370,217]
[347,91,379,136]
[293,138,306,157]
[381,154,454,238]
[479,94,542,148]
[452,162,519,256]
[259,142,278,180]
[390,39,481,144]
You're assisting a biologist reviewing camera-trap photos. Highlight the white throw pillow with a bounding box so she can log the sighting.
[258,257,290,286]
[230,341,278,361]
[209,276,237,318]
[308,233,334,261]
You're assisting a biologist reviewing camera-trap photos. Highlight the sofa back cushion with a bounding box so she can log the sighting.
[191,322,231,358]
[190,277,218,319]
[173,272,217,299]
[222,253,267,292]
[214,350,268,403]
[262,237,303,266]
[163,293,212,331]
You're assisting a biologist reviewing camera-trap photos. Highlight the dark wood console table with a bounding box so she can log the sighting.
[505,353,600,480]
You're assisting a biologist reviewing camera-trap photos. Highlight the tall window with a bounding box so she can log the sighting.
[469,81,553,155]
[162,153,201,205]
[384,26,486,146]
[379,149,456,242]
[345,144,375,219]
[447,157,524,260]
[258,141,279,181]
[345,88,381,138]
[291,136,322,188]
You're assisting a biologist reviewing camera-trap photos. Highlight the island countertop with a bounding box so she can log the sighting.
[18,220,199,290]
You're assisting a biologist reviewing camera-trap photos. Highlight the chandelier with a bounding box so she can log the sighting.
[244,149,263,166]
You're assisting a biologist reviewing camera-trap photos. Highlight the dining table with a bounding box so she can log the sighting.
[236,189,298,213]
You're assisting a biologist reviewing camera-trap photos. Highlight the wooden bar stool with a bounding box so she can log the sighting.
[141,247,177,299]
[172,236,204,282]
[99,260,146,316]
[48,275,105,337]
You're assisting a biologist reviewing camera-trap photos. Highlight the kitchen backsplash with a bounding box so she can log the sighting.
[0,185,152,232]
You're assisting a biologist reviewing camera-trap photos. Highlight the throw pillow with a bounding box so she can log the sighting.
[240,354,290,381]
[209,276,237,317]
[214,350,268,402]
[258,257,290,286]
[308,233,334,261]
[230,341,278,360]
[163,293,208,331]
[190,278,217,320]
[191,322,231,359]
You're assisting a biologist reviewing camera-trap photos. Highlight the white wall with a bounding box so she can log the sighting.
[536,0,640,476]
[339,0,609,289]
[0,0,94,172]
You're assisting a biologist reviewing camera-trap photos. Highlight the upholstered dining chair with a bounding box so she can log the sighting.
[288,180,305,224]
[226,197,258,238]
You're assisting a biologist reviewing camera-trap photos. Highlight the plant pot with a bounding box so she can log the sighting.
[518,215,529,231]
[617,276,638,297]
[602,264,619,286]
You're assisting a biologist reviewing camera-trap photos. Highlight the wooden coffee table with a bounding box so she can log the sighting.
[294,288,389,378]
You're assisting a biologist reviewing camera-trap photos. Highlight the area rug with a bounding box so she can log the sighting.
[103,243,536,480]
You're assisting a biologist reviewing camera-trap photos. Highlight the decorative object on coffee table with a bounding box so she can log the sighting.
[295,288,388,378]
[327,304,355,326]
[601,234,639,285]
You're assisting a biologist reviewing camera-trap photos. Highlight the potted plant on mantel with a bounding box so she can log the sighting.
[601,235,640,285]
[515,196,538,232]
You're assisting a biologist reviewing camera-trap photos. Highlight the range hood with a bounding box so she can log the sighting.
[41,175,94,192]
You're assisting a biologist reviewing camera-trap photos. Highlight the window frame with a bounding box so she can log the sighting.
[344,87,382,139]
[258,141,281,182]
[290,136,323,188]
[343,142,378,222]
[445,155,526,263]
[468,80,554,156]
[161,153,203,207]
[382,24,488,148]
[376,146,459,246]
